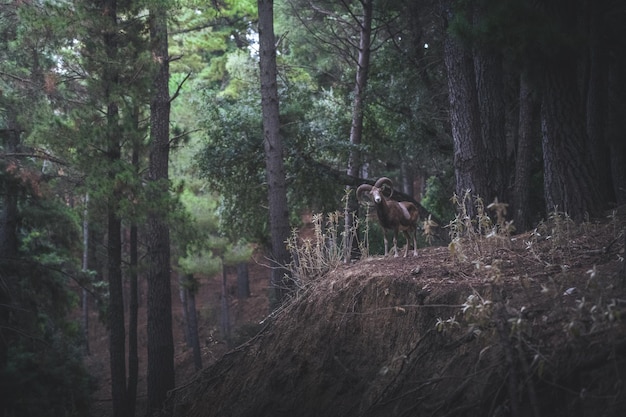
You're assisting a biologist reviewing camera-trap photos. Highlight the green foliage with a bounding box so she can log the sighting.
[198,82,354,243]
[178,251,222,276]
[197,89,268,242]
[178,0,454,252]
[447,0,585,73]
[281,85,352,215]
[366,46,448,174]
[277,0,360,91]
[222,50,259,98]
[2,326,94,417]
[173,188,254,276]
[170,0,257,88]
[20,197,81,269]
[0,180,92,417]
[0,2,147,414]
[421,175,455,223]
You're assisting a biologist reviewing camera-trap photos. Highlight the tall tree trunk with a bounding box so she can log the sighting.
[186,282,202,371]
[400,161,414,197]
[179,276,192,348]
[607,45,626,205]
[539,2,600,221]
[82,194,90,355]
[220,263,231,347]
[441,1,487,217]
[101,1,128,415]
[473,3,508,205]
[344,0,373,262]
[0,127,20,262]
[537,0,602,221]
[541,66,600,220]
[513,72,540,232]
[586,1,613,205]
[258,0,292,308]
[236,262,250,299]
[180,273,202,369]
[146,6,175,416]
[106,116,127,417]
[127,116,140,416]
[0,125,20,417]
[127,221,139,416]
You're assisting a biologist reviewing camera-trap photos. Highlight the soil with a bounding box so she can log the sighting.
[85,208,626,417]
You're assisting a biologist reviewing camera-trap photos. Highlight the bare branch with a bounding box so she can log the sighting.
[168,128,202,147]
[1,149,68,166]
[170,72,192,103]
[0,70,32,84]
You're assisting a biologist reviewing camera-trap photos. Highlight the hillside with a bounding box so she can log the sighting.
[160,209,626,417]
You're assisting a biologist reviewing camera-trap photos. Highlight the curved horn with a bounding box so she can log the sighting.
[356,184,373,201]
[374,177,394,198]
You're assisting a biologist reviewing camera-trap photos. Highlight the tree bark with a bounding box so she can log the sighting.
[344,0,373,262]
[538,0,601,221]
[127,116,140,416]
[541,70,600,220]
[441,1,487,218]
[236,262,250,299]
[101,1,128,415]
[585,1,613,205]
[473,2,508,205]
[179,276,192,348]
[608,46,626,205]
[258,0,292,308]
[605,0,626,203]
[180,273,202,370]
[0,125,20,417]
[0,128,20,264]
[127,221,139,416]
[513,72,540,232]
[146,6,175,416]
[81,195,90,355]
[106,123,127,417]
[220,263,231,347]
[187,283,202,371]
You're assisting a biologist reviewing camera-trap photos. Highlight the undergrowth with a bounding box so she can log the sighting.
[436,191,626,415]
[286,211,356,285]
[446,190,515,261]
[286,193,439,290]
[442,191,625,331]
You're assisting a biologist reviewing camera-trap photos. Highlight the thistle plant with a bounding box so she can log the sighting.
[446,191,516,261]
[287,210,359,286]
[423,214,438,245]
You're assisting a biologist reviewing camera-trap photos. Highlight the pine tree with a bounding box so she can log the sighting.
[258,0,292,306]
[146,3,175,414]
[0,2,93,414]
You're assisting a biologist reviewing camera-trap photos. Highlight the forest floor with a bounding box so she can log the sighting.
[84,248,273,417]
[84,207,626,417]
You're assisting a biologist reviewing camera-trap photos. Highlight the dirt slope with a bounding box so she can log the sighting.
[161,211,626,417]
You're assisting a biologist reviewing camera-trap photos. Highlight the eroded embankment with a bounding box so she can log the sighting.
[162,237,626,417]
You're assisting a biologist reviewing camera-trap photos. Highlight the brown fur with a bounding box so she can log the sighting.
[356,177,420,257]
